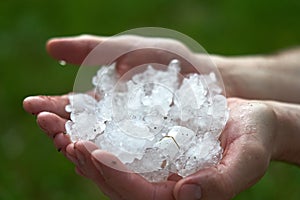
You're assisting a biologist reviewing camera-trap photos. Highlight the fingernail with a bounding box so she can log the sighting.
[178,184,202,200]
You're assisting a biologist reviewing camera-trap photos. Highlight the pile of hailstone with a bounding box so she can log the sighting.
[65,60,229,182]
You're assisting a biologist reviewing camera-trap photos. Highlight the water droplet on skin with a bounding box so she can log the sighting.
[59,60,67,66]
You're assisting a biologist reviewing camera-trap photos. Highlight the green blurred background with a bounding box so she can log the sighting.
[1,0,300,199]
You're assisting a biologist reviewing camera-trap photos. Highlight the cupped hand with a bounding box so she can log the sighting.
[46,34,225,76]
[23,96,277,200]
[43,35,249,99]
[23,35,280,199]
[47,34,300,103]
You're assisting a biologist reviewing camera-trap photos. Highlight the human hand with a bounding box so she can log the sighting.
[23,96,282,200]
[47,35,300,103]
[46,34,198,75]
[23,34,300,199]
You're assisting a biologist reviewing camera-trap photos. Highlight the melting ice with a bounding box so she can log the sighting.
[65,60,229,182]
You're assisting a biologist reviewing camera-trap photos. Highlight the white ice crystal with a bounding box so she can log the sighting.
[65,59,229,182]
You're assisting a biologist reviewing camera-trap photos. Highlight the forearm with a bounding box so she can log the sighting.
[207,48,300,103]
[268,101,300,165]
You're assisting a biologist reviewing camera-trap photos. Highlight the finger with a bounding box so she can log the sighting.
[65,143,79,164]
[47,35,147,67]
[73,141,99,177]
[47,35,138,66]
[75,166,85,177]
[46,35,104,65]
[36,112,72,154]
[36,112,67,138]
[23,95,70,119]
[173,135,270,200]
[65,143,120,199]
[72,141,126,200]
[46,35,196,74]
[91,150,176,200]
[53,132,71,153]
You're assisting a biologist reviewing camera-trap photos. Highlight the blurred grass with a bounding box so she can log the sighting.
[0,0,300,199]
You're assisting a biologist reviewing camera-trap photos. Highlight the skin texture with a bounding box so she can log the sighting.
[24,35,300,200]
[24,96,278,200]
[46,35,300,103]
[215,54,300,103]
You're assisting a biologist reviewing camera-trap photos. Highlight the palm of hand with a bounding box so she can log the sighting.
[23,95,276,200]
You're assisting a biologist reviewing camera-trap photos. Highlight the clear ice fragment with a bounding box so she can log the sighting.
[65,59,228,182]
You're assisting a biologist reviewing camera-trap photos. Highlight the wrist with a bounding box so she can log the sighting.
[267,101,300,165]
[211,54,275,98]
[210,51,300,103]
